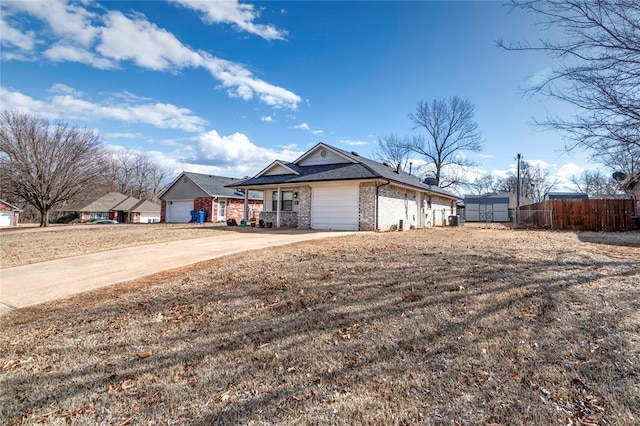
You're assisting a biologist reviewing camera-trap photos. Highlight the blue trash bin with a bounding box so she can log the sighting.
[197,211,206,223]
[190,210,198,223]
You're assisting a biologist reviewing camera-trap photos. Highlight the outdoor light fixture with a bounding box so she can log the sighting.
[294,192,298,198]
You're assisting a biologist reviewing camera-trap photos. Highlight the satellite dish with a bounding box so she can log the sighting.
[423,177,438,186]
[612,172,627,182]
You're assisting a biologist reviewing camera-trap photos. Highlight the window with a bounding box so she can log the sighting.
[89,212,109,220]
[272,190,294,211]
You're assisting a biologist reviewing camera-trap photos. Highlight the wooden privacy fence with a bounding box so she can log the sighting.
[517,199,636,231]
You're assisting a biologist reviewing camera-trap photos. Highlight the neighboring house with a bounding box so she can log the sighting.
[623,174,640,217]
[159,172,263,223]
[545,192,589,200]
[464,194,510,222]
[0,199,21,227]
[227,142,460,231]
[59,192,161,223]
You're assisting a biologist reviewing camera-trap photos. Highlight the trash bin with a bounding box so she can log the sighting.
[190,210,198,223]
[632,216,640,231]
[197,211,206,223]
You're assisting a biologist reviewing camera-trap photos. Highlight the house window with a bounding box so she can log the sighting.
[272,190,294,211]
[89,212,108,220]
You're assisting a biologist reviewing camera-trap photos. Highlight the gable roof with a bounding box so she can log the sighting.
[0,199,22,211]
[60,192,160,213]
[160,171,263,200]
[229,142,459,200]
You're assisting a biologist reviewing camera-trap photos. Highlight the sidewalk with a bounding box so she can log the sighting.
[0,230,356,316]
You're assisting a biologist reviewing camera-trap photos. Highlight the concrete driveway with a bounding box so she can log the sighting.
[0,230,356,316]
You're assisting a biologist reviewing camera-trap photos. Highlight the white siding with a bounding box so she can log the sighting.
[263,163,296,176]
[298,147,352,166]
[311,184,359,230]
[139,213,160,223]
[166,200,193,223]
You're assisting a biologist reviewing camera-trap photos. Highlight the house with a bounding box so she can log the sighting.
[0,199,21,227]
[463,194,510,222]
[226,143,460,231]
[59,193,161,223]
[159,172,263,223]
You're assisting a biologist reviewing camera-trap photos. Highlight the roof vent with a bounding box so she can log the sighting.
[382,162,390,167]
[350,151,359,156]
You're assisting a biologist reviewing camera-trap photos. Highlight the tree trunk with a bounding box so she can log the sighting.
[40,209,49,227]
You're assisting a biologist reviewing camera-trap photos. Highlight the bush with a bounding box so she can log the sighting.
[56,213,77,224]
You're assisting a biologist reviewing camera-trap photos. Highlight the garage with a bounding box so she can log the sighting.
[0,212,11,228]
[311,184,359,230]
[165,200,193,223]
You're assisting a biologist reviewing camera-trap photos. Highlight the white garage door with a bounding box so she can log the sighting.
[0,212,11,227]
[311,184,359,230]
[166,200,193,223]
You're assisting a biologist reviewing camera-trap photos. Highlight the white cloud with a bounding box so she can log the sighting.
[0,14,36,51]
[105,132,145,140]
[171,0,287,41]
[293,123,310,130]
[340,139,367,146]
[148,131,304,177]
[310,130,324,135]
[0,86,207,132]
[555,162,584,179]
[2,1,301,109]
[261,115,274,122]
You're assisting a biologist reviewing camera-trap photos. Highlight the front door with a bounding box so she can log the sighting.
[217,200,227,221]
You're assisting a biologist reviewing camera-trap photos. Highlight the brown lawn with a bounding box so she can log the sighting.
[1,228,639,425]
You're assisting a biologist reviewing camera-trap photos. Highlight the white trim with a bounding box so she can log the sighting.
[293,142,358,165]
[255,160,300,178]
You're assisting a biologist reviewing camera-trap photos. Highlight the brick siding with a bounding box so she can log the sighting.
[160,200,166,222]
[359,182,377,231]
[297,186,312,229]
[194,197,213,222]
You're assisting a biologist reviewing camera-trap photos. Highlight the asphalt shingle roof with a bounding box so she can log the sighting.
[230,143,459,200]
[182,172,263,200]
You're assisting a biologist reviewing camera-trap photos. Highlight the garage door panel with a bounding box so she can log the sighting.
[166,200,193,223]
[311,185,359,230]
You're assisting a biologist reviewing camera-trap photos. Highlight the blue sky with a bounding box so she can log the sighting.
[1,0,593,191]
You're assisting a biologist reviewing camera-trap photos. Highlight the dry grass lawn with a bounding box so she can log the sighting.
[1,228,639,425]
[0,223,261,268]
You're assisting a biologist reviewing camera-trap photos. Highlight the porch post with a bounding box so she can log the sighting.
[276,186,281,228]
[243,189,249,222]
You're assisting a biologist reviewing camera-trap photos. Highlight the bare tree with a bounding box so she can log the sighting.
[408,97,483,188]
[500,0,640,156]
[102,150,168,201]
[571,170,619,197]
[496,164,558,203]
[0,110,104,226]
[466,174,500,195]
[374,134,411,172]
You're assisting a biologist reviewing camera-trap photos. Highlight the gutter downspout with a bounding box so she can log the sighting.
[375,180,391,231]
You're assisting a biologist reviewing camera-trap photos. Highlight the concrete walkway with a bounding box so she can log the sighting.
[0,230,356,316]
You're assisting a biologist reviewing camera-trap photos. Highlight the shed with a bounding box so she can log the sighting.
[0,199,21,227]
[464,194,510,222]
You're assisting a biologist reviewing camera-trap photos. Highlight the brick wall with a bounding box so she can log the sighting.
[160,200,166,222]
[226,199,264,223]
[194,197,213,222]
[259,211,298,227]
[359,182,377,231]
[297,186,312,228]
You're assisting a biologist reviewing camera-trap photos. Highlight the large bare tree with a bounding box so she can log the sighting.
[500,0,640,158]
[102,150,168,201]
[374,134,411,172]
[407,97,483,188]
[0,110,104,226]
[496,163,558,203]
[571,170,619,197]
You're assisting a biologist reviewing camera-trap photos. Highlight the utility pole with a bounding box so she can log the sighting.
[516,153,522,207]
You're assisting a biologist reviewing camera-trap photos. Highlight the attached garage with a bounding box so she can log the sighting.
[311,184,359,230]
[165,200,193,223]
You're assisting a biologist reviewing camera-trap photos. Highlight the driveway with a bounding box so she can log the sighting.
[0,230,357,316]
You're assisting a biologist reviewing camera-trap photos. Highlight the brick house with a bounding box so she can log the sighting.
[227,143,460,231]
[58,193,161,223]
[0,199,21,227]
[160,172,263,223]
